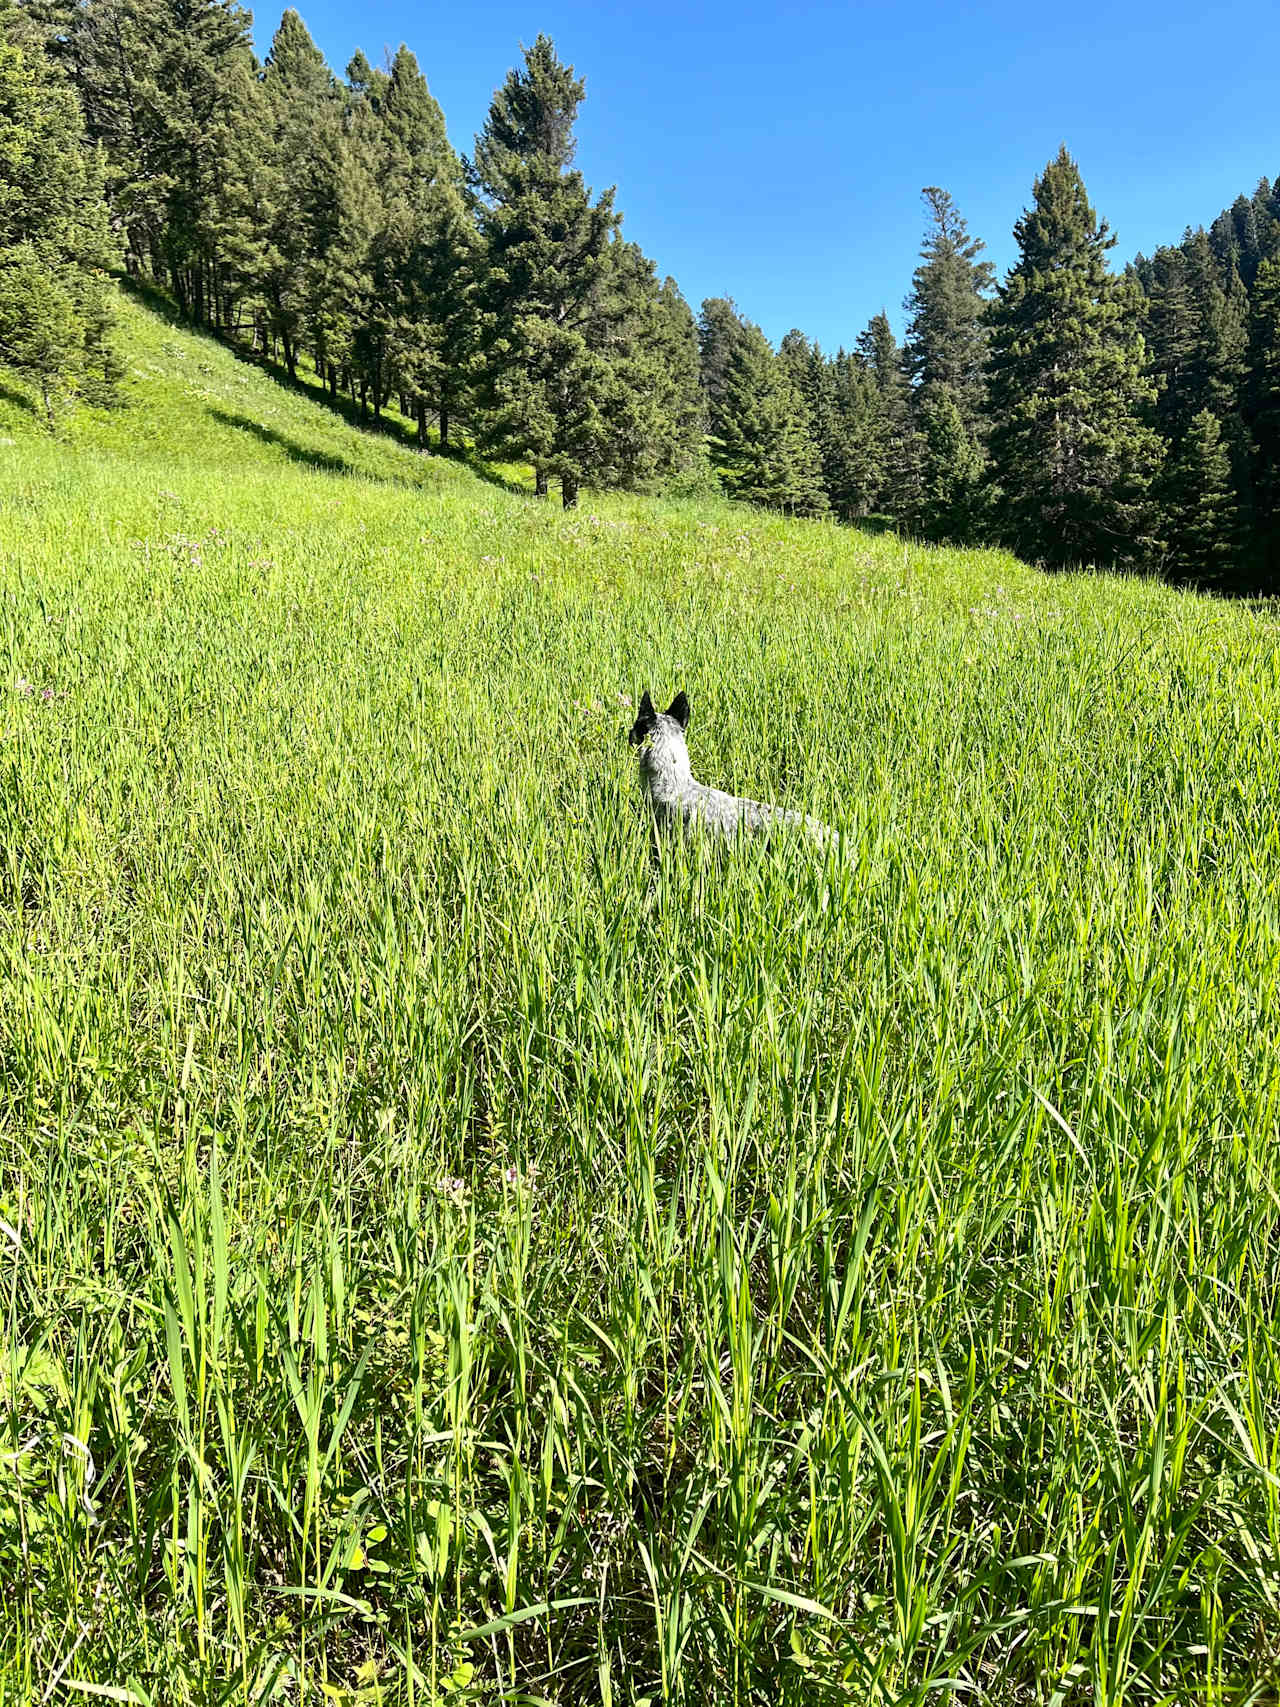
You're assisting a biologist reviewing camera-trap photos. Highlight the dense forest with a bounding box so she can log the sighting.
[4,0,1279,586]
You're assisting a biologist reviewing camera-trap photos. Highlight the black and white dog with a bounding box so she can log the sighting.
[629,690,829,844]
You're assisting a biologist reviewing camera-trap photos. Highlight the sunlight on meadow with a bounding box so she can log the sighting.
[4,297,1280,1703]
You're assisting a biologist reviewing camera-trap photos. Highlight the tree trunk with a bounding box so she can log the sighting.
[534,466,548,498]
[562,475,579,510]
[360,380,368,421]
[439,406,449,450]
[417,399,427,449]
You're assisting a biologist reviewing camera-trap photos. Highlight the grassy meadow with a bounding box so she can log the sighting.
[5,291,1280,1704]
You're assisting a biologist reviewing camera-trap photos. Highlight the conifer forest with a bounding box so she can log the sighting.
[6,0,1280,584]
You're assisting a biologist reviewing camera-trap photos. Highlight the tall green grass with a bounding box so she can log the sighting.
[3,292,1280,1703]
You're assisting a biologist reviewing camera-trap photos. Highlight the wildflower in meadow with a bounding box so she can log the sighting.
[499,1162,539,1191]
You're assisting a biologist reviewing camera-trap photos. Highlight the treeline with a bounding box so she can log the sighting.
[705,163,1280,587]
[4,0,708,501]
[4,0,1280,580]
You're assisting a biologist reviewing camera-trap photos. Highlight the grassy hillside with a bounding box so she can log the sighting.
[4,289,1280,1704]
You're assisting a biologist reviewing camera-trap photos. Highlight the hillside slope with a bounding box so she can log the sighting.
[5,287,1280,1703]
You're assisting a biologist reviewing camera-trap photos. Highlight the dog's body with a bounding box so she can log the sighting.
[629,690,830,845]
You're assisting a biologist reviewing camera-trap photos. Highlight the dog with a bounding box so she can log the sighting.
[628,690,830,844]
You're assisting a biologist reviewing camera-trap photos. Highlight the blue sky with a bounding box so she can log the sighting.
[256,0,1280,352]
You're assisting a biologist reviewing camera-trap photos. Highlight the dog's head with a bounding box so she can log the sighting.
[629,689,690,749]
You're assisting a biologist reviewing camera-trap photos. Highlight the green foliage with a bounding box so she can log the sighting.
[857,310,919,520]
[1246,254,1280,563]
[914,387,986,541]
[817,347,884,519]
[468,35,623,504]
[986,147,1162,569]
[1158,406,1240,581]
[0,17,120,417]
[712,312,828,515]
[67,0,260,322]
[15,0,1280,570]
[260,9,337,374]
[904,186,993,429]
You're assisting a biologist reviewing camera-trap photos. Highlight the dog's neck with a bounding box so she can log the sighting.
[640,721,696,806]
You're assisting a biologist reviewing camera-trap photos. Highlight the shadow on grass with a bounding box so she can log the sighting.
[0,376,41,421]
[114,271,534,498]
[208,408,371,478]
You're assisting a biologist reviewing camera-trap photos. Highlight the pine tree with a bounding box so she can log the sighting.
[915,389,985,541]
[986,147,1162,568]
[358,44,464,430]
[821,348,884,519]
[67,0,259,322]
[0,12,121,419]
[715,320,826,514]
[698,297,751,446]
[901,188,993,539]
[857,310,919,520]
[904,187,993,426]
[261,10,336,375]
[1141,245,1197,436]
[1182,230,1248,420]
[590,247,706,489]
[1159,408,1239,583]
[468,35,621,506]
[1246,255,1280,578]
[287,85,379,407]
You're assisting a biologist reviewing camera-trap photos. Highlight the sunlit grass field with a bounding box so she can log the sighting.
[4,293,1280,1704]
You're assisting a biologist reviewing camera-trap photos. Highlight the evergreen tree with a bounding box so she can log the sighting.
[1159,408,1239,582]
[857,310,919,519]
[67,0,260,322]
[590,251,706,489]
[261,10,336,376]
[915,389,985,541]
[1182,229,1248,420]
[986,147,1161,568]
[468,35,621,506]
[903,187,993,426]
[697,295,751,429]
[821,347,884,519]
[358,44,462,429]
[1141,245,1197,436]
[901,188,994,539]
[1246,255,1280,576]
[0,12,120,419]
[294,83,380,407]
[715,319,827,514]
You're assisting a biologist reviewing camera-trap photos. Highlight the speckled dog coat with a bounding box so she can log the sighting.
[628,690,830,844]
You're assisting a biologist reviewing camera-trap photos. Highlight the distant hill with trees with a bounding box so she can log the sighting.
[5,0,1280,584]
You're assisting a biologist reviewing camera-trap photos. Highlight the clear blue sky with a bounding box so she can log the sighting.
[254,0,1280,353]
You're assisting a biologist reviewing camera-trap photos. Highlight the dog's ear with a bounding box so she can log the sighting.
[629,690,657,746]
[667,690,690,729]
